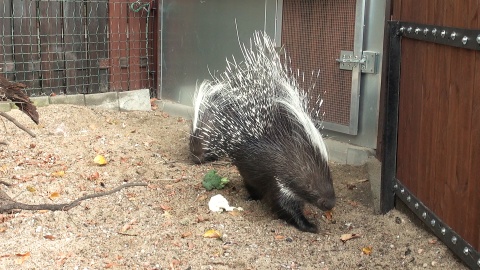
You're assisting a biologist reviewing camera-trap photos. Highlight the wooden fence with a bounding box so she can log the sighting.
[0,0,156,96]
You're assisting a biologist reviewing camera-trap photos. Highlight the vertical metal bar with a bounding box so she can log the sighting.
[349,0,366,135]
[380,21,401,214]
[157,0,163,99]
[273,0,283,47]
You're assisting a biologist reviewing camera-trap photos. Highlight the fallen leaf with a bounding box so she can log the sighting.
[274,235,286,240]
[105,261,119,268]
[26,186,36,193]
[324,210,334,221]
[340,233,361,243]
[29,143,36,149]
[228,210,242,217]
[44,235,56,240]
[93,155,108,166]
[203,229,222,239]
[49,192,61,200]
[181,231,192,238]
[196,216,208,223]
[87,171,100,181]
[15,252,31,265]
[51,170,65,177]
[362,246,373,255]
[160,204,172,211]
[428,238,438,244]
[0,227,6,233]
[347,200,359,207]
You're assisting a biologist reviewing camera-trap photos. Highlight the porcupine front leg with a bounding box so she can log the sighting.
[276,198,317,233]
[273,183,318,233]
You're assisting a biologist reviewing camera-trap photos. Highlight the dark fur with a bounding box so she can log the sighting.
[191,105,335,233]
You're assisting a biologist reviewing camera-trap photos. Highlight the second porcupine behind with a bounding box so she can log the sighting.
[190,31,335,233]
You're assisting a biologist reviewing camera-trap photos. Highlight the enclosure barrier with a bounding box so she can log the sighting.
[0,0,156,96]
[383,21,480,269]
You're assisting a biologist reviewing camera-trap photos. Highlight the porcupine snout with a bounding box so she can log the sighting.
[317,196,336,211]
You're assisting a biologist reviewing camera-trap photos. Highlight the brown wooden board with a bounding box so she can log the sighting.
[38,1,65,94]
[12,0,41,93]
[87,0,109,93]
[0,0,15,80]
[63,1,88,94]
[109,0,129,91]
[128,5,149,90]
[391,0,480,251]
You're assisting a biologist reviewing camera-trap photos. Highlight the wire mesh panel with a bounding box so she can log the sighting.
[0,0,156,96]
[281,0,356,127]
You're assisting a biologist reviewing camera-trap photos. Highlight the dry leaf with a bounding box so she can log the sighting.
[87,171,100,181]
[428,239,438,244]
[160,204,172,211]
[362,246,373,255]
[181,232,192,238]
[15,252,31,265]
[228,210,242,217]
[44,235,56,240]
[26,186,36,193]
[324,210,334,221]
[340,233,361,243]
[347,200,359,207]
[51,170,65,177]
[93,155,108,166]
[274,235,286,240]
[105,261,119,268]
[0,227,6,233]
[49,192,60,200]
[203,229,222,239]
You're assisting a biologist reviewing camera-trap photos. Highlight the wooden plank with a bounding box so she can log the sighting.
[63,0,87,94]
[109,0,129,91]
[86,0,109,93]
[38,0,65,94]
[12,0,41,93]
[0,0,15,80]
[128,5,150,90]
[471,50,480,251]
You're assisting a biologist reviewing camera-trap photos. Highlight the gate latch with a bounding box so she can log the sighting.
[336,50,378,74]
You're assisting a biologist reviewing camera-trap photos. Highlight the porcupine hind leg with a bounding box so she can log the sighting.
[273,190,318,233]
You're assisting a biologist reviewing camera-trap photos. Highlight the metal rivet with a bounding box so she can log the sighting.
[432,28,437,36]
[422,212,427,219]
[450,32,457,40]
[463,247,469,255]
[393,184,398,190]
[441,30,447,38]
[477,259,480,267]
[400,188,405,194]
[399,27,405,33]
[406,196,411,202]
[476,34,480,44]
[423,28,429,36]
[452,236,457,244]
[462,36,468,45]
[430,219,436,226]
[407,27,413,33]
[415,28,421,34]
[441,227,446,235]
[414,203,419,209]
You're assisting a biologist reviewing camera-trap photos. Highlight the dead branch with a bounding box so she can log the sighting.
[0,111,36,138]
[0,180,12,187]
[0,182,147,213]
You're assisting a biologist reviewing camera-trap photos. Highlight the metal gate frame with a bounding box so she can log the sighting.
[381,21,480,269]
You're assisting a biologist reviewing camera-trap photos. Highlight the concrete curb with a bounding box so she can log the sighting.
[12,89,152,112]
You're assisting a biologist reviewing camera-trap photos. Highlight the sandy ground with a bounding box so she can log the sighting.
[0,104,467,269]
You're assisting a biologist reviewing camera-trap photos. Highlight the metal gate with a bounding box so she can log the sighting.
[281,0,371,135]
[382,21,480,269]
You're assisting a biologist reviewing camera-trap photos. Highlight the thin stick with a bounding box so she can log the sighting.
[0,182,147,213]
[0,111,36,138]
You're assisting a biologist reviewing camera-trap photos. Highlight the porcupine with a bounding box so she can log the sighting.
[190,31,335,233]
